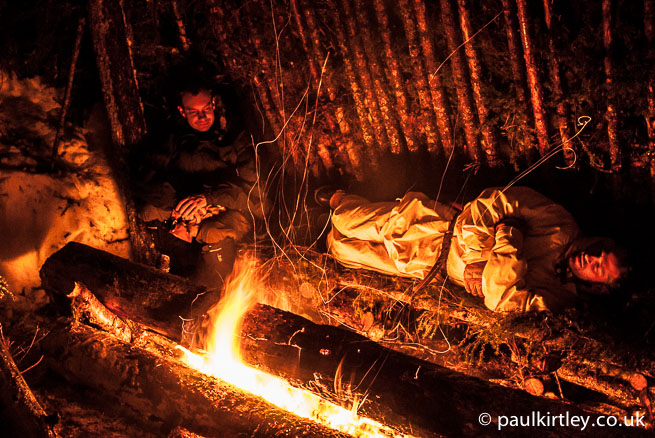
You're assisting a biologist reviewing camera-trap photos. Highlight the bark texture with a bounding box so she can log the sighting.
[515,0,550,155]
[0,329,59,438]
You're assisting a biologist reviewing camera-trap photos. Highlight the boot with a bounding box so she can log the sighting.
[191,237,237,291]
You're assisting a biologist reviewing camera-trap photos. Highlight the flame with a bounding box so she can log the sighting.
[178,254,411,438]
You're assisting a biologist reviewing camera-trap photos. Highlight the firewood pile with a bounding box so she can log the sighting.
[0,242,652,437]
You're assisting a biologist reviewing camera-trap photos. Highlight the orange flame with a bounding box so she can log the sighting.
[178,254,411,438]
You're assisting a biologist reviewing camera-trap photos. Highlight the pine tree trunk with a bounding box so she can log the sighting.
[325,0,380,173]
[289,0,336,174]
[515,0,550,155]
[338,0,391,157]
[500,0,530,163]
[410,0,455,156]
[171,0,190,51]
[298,0,363,177]
[439,0,480,161]
[644,0,655,190]
[373,0,422,153]
[543,0,574,166]
[352,0,406,155]
[456,0,499,166]
[603,0,621,171]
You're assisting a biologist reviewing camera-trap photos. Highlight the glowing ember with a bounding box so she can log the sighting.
[178,255,411,438]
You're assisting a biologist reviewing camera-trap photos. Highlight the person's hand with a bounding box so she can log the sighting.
[463,261,486,297]
[172,195,208,223]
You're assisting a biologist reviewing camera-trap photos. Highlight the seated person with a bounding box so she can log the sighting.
[322,186,628,312]
[133,71,266,288]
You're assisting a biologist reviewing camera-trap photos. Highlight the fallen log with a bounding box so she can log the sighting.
[41,322,351,438]
[260,247,655,414]
[0,325,59,438]
[40,242,215,345]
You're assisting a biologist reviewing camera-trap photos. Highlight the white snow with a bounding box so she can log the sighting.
[0,71,130,294]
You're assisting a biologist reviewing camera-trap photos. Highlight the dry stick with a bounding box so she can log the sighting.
[397,0,445,155]
[300,0,363,176]
[515,0,550,156]
[325,0,380,172]
[500,0,530,164]
[338,0,392,157]
[350,0,405,156]
[409,0,454,156]
[644,0,655,190]
[170,0,190,51]
[456,0,499,166]
[439,0,480,162]
[50,16,85,169]
[602,0,621,171]
[289,0,335,174]
[542,0,574,166]
[0,325,59,438]
[372,0,420,153]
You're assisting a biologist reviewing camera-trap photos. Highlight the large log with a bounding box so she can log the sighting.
[40,242,215,345]
[40,323,351,438]
[39,244,643,437]
[260,247,655,416]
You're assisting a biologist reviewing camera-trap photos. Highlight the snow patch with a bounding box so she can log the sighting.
[0,72,130,293]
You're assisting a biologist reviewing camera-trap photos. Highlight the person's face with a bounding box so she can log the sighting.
[178,90,215,132]
[568,250,622,284]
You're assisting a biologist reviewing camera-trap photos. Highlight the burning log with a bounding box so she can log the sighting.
[40,242,216,345]
[39,243,637,437]
[0,326,59,438]
[40,322,351,438]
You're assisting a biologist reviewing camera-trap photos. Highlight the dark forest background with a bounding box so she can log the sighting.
[1,0,655,250]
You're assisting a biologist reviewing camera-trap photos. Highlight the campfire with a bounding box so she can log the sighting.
[178,254,405,437]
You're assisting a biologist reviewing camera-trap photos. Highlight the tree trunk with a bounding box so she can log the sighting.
[41,323,352,438]
[644,0,655,193]
[170,0,190,51]
[500,0,530,164]
[439,0,480,161]
[603,0,621,171]
[515,0,550,155]
[324,0,379,173]
[0,329,59,438]
[410,0,455,156]
[297,0,362,177]
[87,0,146,149]
[543,0,574,166]
[373,0,422,154]
[337,0,391,157]
[456,0,499,166]
[87,0,156,265]
[351,0,405,156]
[289,0,336,175]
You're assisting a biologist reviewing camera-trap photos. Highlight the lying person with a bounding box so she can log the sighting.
[321,186,628,312]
